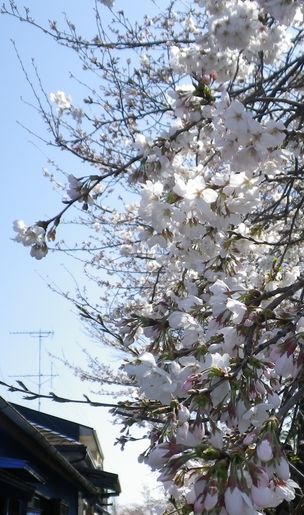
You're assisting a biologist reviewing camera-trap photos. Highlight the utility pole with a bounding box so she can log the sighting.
[10,330,55,410]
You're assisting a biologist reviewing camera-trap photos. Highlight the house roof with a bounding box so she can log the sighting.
[0,397,120,499]
[31,422,83,447]
[12,402,105,464]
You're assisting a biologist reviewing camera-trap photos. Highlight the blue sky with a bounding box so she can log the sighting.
[1,0,165,506]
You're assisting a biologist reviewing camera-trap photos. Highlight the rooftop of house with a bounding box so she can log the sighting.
[31,422,83,447]
[0,397,120,502]
[12,402,105,467]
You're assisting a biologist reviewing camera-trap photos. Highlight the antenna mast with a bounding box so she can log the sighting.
[10,330,54,410]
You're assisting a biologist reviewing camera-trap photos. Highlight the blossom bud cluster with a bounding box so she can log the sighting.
[49,91,84,122]
[49,90,72,111]
[171,0,300,81]
[118,1,304,512]
[13,220,48,260]
[66,174,103,206]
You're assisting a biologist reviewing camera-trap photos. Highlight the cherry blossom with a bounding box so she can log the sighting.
[8,0,304,512]
[13,220,48,260]
[49,90,71,111]
[256,440,273,463]
[224,485,255,515]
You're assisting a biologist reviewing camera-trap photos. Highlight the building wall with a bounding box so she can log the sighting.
[0,425,78,513]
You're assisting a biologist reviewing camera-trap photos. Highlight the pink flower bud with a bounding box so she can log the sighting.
[210,70,218,81]
[209,429,223,450]
[251,484,275,508]
[204,482,219,511]
[256,467,270,487]
[275,457,290,480]
[257,440,273,462]
[224,486,254,515]
[243,432,255,446]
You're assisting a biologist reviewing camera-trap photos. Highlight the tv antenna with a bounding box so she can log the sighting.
[10,330,56,410]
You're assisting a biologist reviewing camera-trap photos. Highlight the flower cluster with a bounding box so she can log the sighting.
[49,90,72,111]
[13,220,48,260]
[118,1,304,512]
[66,175,103,207]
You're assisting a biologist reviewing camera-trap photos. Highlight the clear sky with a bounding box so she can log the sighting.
[1,0,165,507]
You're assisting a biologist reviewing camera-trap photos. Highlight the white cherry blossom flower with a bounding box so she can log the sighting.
[226,298,247,323]
[272,478,298,504]
[49,90,71,110]
[168,311,196,330]
[30,243,48,260]
[223,100,251,134]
